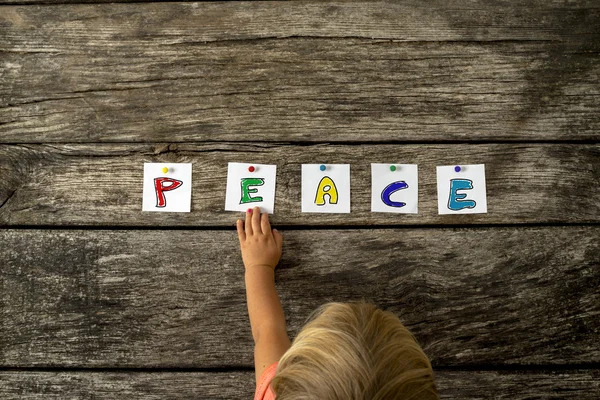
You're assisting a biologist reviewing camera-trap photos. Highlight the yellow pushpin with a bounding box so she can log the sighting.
[162,167,169,174]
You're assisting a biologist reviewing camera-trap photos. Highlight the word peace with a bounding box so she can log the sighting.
[143,162,487,215]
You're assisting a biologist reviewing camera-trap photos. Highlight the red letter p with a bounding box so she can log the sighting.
[154,177,183,208]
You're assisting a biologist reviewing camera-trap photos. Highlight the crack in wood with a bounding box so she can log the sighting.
[4,96,85,108]
[0,190,16,210]
[162,35,561,46]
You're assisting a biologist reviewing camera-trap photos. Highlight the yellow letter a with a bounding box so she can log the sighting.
[315,176,338,205]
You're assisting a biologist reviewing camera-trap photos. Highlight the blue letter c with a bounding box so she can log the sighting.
[381,181,408,207]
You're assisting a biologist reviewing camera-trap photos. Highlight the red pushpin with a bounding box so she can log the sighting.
[248,166,256,172]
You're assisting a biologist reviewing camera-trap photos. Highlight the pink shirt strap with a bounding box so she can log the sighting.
[254,362,278,400]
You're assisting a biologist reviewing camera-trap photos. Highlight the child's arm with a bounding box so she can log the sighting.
[237,206,291,383]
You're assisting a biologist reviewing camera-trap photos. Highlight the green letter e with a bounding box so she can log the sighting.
[240,178,265,204]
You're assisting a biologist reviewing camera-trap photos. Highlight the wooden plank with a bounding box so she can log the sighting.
[0,0,598,20]
[0,370,253,399]
[0,370,599,399]
[0,143,598,226]
[1,227,598,367]
[1,3,599,142]
[3,1,598,49]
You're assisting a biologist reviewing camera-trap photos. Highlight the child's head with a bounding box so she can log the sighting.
[271,301,438,399]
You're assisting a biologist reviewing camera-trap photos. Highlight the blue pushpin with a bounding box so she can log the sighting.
[320,164,326,171]
[454,165,461,172]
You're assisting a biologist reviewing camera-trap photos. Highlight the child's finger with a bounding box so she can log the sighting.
[261,212,271,236]
[245,208,253,236]
[273,228,283,251]
[252,206,262,234]
[236,219,246,242]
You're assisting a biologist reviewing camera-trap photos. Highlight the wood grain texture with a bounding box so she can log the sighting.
[1,369,599,399]
[0,143,598,226]
[0,370,253,400]
[1,0,598,21]
[1,227,598,367]
[1,2,599,142]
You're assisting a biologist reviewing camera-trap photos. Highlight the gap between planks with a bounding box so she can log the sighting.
[1,139,600,145]
[2,363,600,373]
[1,222,599,231]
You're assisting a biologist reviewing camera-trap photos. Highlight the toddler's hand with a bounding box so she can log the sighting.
[237,206,283,271]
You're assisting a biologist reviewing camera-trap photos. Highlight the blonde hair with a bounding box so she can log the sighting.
[271,301,438,400]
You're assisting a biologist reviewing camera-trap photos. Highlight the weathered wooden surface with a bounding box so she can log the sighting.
[0,143,598,226]
[0,370,253,400]
[1,2,599,142]
[1,227,598,367]
[1,0,599,397]
[1,370,599,399]
[1,1,598,35]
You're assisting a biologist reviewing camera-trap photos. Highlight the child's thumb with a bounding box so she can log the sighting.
[273,228,283,249]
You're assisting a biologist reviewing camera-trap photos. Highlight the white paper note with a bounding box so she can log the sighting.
[371,164,418,214]
[436,164,487,214]
[224,162,277,213]
[142,163,192,212]
[301,164,351,213]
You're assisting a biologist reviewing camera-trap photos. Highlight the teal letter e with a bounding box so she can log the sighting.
[448,179,476,211]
